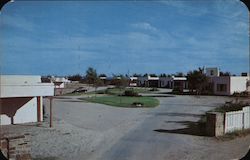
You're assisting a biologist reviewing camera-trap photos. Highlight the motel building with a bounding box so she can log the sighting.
[159,76,188,90]
[129,77,138,87]
[0,75,54,125]
[206,68,249,96]
[137,76,159,88]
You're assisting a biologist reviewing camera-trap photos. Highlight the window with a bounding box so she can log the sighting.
[216,84,227,92]
[210,70,214,76]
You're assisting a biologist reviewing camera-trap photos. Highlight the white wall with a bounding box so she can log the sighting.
[0,75,41,84]
[1,84,54,98]
[1,97,43,125]
[230,77,249,94]
[55,83,65,88]
[0,75,54,98]
[206,68,219,77]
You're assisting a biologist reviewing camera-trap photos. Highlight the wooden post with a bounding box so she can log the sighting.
[10,117,14,125]
[49,97,53,128]
[37,96,41,122]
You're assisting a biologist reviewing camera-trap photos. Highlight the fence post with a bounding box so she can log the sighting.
[243,111,245,130]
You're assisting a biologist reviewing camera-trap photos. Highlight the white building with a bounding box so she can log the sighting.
[138,76,159,87]
[210,76,249,96]
[129,77,138,87]
[51,76,71,89]
[0,75,54,125]
[206,67,220,77]
[159,76,188,89]
[206,67,249,95]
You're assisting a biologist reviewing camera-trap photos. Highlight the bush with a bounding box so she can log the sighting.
[124,90,139,97]
[232,91,249,97]
[214,101,250,113]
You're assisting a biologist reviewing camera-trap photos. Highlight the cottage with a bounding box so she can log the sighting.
[206,67,249,95]
[0,75,54,125]
[158,76,188,90]
[138,76,159,88]
[129,77,138,87]
[210,76,249,96]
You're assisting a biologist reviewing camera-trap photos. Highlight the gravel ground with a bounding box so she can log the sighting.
[2,92,250,160]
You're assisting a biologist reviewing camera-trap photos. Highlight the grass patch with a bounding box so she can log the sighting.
[81,95,159,108]
[105,87,151,95]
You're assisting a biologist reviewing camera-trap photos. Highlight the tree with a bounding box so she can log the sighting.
[143,73,148,77]
[187,67,209,94]
[68,74,82,81]
[93,77,104,97]
[220,71,231,76]
[149,74,157,77]
[159,73,167,77]
[85,67,97,85]
[99,74,107,77]
[132,73,141,77]
[175,72,184,77]
[111,75,129,103]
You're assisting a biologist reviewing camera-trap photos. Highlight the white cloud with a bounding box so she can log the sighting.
[1,14,35,32]
[131,22,157,32]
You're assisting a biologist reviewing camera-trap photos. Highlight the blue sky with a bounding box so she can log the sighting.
[0,0,248,76]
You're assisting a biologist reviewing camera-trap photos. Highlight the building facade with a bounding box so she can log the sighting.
[0,75,54,125]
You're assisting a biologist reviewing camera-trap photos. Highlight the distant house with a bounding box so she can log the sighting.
[51,76,71,88]
[209,76,249,96]
[43,76,71,95]
[0,75,54,125]
[129,77,138,87]
[138,76,159,88]
[159,76,188,90]
[206,68,249,95]
[206,67,220,77]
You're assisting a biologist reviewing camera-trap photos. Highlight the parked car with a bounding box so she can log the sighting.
[72,87,87,93]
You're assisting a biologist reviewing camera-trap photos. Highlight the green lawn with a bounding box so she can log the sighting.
[105,87,151,95]
[81,96,159,108]
[64,87,152,96]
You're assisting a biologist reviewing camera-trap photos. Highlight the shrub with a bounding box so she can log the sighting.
[124,90,139,97]
[232,91,249,97]
[214,101,250,113]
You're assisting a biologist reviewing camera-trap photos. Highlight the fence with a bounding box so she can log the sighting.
[225,106,250,133]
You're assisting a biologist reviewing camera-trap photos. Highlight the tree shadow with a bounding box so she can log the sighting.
[154,120,207,137]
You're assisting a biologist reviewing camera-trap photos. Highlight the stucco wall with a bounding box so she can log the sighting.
[0,97,43,125]
[230,77,249,94]
[211,76,230,95]
[0,75,54,98]
[0,75,41,84]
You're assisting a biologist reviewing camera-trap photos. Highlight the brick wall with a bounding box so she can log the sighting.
[1,134,31,160]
